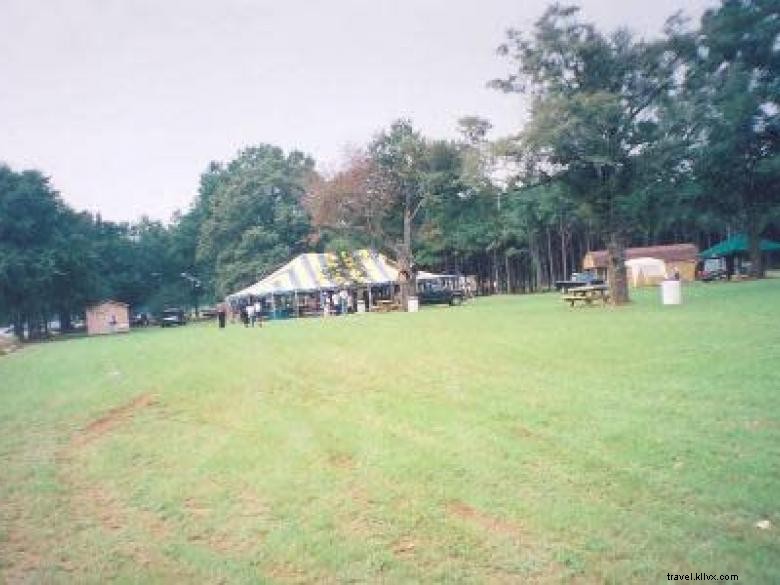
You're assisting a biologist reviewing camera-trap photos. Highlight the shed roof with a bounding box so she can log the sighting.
[585,243,698,268]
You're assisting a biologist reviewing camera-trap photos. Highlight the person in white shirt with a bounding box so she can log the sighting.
[246,303,255,327]
[339,289,349,315]
[253,300,262,327]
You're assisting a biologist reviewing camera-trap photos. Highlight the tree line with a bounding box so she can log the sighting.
[1,0,778,335]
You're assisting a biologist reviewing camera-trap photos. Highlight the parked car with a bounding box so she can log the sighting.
[199,307,218,319]
[418,284,465,306]
[699,258,728,281]
[160,308,187,327]
[131,312,151,327]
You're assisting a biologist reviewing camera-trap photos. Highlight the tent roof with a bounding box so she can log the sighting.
[228,250,389,298]
[699,234,780,258]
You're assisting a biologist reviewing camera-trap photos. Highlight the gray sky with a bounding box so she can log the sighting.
[1,0,715,222]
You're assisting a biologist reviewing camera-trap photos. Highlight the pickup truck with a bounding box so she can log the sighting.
[417,285,465,306]
[555,272,604,292]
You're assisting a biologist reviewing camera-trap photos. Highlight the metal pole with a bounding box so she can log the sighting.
[294,290,299,318]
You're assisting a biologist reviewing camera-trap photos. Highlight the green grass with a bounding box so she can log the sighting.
[1,280,779,584]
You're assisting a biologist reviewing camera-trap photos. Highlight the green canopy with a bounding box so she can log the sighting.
[699,234,780,258]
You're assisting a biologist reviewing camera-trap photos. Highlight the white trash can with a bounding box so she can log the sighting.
[407,297,419,313]
[356,300,366,313]
[660,279,682,305]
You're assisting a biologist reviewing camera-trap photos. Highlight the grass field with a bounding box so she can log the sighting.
[1,280,779,584]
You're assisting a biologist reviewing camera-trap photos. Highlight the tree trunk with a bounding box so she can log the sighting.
[13,312,25,342]
[530,233,542,292]
[505,253,512,293]
[606,232,630,305]
[59,309,72,333]
[560,218,568,280]
[398,207,413,310]
[747,221,765,278]
[546,227,554,289]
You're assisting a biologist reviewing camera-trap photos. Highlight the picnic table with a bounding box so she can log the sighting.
[374,300,401,313]
[561,284,610,307]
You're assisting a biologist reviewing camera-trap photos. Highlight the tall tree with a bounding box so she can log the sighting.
[306,120,444,310]
[687,0,780,276]
[197,145,314,296]
[492,4,690,303]
[0,166,61,338]
[0,165,103,338]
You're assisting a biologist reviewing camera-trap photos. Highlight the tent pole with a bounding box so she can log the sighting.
[368,285,373,312]
[294,290,299,318]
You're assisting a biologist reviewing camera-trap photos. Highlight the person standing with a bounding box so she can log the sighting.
[240,304,249,327]
[246,302,256,327]
[217,303,226,329]
[339,289,348,315]
[253,299,263,327]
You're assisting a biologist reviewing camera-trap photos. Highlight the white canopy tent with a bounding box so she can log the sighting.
[625,257,667,287]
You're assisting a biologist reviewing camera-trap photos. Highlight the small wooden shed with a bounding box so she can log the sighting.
[583,243,699,284]
[86,300,130,335]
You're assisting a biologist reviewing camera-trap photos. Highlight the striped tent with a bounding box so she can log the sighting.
[228,250,399,298]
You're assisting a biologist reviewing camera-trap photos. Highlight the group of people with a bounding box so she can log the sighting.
[239,299,263,327]
[217,288,365,328]
[320,289,351,315]
[214,300,262,329]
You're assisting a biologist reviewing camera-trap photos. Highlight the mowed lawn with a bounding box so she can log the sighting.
[1,281,779,584]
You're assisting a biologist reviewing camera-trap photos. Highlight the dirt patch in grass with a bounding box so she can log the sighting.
[61,467,173,564]
[514,424,537,439]
[184,497,211,517]
[2,524,44,584]
[446,500,525,542]
[444,501,594,584]
[5,397,187,581]
[1,396,174,583]
[265,562,328,584]
[237,489,271,518]
[327,452,355,470]
[392,536,418,557]
[73,393,158,447]
[744,418,778,431]
[1,463,181,582]
[0,336,21,355]
[182,489,270,555]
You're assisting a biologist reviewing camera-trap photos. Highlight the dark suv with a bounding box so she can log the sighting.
[418,284,464,306]
[160,308,187,327]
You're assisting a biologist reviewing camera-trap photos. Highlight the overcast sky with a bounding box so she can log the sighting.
[1,0,715,222]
